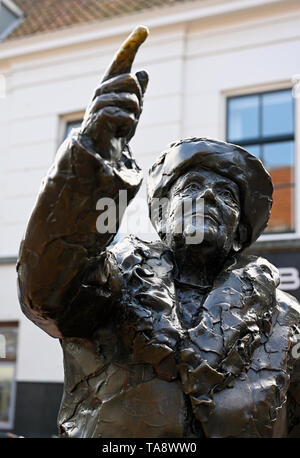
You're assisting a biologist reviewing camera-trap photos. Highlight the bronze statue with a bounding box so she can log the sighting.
[17,27,300,438]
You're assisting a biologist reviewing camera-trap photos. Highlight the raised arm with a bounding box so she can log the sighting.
[17,27,149,339]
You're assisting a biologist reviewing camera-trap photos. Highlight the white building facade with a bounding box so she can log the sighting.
[1,0,300,436]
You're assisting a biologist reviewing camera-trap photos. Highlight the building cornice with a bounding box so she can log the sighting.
[0,0,293,62]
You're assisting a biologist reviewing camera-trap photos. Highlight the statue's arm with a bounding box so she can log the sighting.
[16,27,149,339]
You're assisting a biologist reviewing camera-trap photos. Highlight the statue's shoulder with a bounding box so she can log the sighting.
[108,235,174,275]
[222,252,280,294]
[276,288,300,325]
[232,252,300,319]
[229,252,279,278]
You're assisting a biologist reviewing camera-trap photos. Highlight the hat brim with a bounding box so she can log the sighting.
[147,137,273,248]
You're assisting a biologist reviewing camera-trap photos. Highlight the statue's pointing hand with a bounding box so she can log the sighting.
[80,26,149,161]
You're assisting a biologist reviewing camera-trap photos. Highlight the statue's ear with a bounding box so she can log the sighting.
[232,222,248,252]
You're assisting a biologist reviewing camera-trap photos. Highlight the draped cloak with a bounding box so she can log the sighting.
[57,235,300,438]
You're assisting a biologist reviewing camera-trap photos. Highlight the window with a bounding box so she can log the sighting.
[0,322,18,430]
[227,89,295,234]
[0,0,24,41]
[64,120,82,139]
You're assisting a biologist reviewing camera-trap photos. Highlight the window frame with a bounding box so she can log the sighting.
[58,111,84,147]
[226,88,295,148]
[223,82,299,242]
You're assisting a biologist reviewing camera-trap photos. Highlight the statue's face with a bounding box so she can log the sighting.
[165,168,241,256]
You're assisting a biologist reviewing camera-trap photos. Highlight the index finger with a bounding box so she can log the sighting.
[101,25,149,83]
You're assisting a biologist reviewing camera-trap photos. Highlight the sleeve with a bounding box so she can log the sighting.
[16,129,142,338]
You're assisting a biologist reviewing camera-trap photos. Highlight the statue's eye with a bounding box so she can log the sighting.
[186,182,201,191]
[220,189,238,204]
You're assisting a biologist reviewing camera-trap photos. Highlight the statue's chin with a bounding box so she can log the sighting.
[166,224,234,264]
[166,226,216,251]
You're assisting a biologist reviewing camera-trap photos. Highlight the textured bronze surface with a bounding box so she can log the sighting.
[17,27,300,438]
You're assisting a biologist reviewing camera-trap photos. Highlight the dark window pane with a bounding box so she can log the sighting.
[227,95,259,142]
[262,90,293,138]
[263,141,294,233]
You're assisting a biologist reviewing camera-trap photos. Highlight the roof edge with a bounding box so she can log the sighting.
[0,0,289,62]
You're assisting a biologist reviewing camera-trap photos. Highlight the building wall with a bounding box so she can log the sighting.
[1,0,300,435]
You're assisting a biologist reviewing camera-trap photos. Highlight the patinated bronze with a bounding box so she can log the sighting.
[17,26,300,438]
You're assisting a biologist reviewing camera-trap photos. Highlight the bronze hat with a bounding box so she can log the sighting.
[147,137,273,248]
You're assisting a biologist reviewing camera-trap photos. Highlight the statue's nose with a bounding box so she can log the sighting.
[202,187,215,201]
